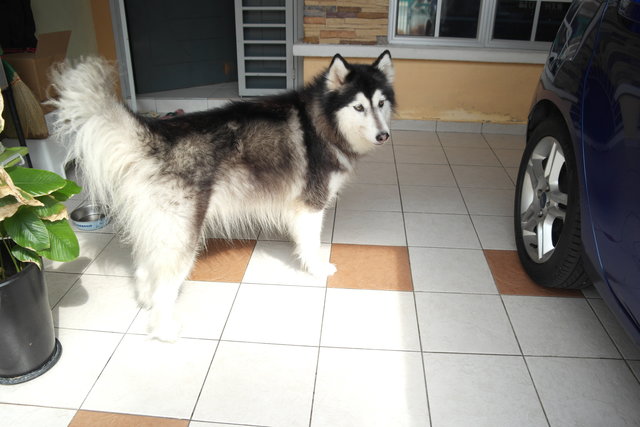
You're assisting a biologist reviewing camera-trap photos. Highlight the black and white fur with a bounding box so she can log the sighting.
[50,51,395,341]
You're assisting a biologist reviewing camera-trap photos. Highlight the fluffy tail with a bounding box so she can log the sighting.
[49,57,145,213]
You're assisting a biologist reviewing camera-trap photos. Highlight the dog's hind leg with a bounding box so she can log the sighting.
[129,200,203,342]
[137,242,198,342]
[290,207,337,277]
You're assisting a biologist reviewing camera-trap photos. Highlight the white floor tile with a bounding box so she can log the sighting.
[84,238,135,276]
[156,98,208,113]
[400,185,467,214]
[337,183,402,212]
[397,163,457,187]
[405,213,480,249]
[416,293,520,354]
[527,356,640,427]
[333,210,406,246]
[242,241,331,287]
[311,347,429,427]
[494,148,524,168]
[391,130,440,146]
[321,289,420,351]
[424,353,547,427]
[352,161,398,185]
[409,247,497,294]
[136,97,157,113]
[360,144,394,163]
[0,329,121,408]
[394,145,448,164]
[193,341,317,426]
[43,232,113,273]
[630,360,640,379]
[54,275,139,333]
[481,123,526,135]
[190,422,253,427]
[582,285,601,299]
[503,296,620,358]
[45,272,80,308]
[258,209,334,244]
[483,133,526,149]
[438,132,489,148]
[589,299,640,360]
[461,187,515,216]
[506,167,519,185]
[83,335,217,419]
[223,284,325,346]
[445,147,501,166]
[0,404,76,427]
[471,215,517,250]
[452,165,514,189]
[130,281,239,339]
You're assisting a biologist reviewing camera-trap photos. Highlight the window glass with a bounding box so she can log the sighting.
[439,2,481,38]
[535,1,571,41]
[396,0,437,36]
[493,0,537,41]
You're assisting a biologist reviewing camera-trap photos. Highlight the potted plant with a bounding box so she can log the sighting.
[0,146,81,384]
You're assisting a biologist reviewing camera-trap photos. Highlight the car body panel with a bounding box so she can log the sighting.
[581,1,640,339]
[527,0,640,343]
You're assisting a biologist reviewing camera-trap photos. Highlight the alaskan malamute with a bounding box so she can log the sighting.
[50,51,395,340]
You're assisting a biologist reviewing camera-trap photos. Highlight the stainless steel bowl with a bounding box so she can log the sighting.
[70,205,110,231]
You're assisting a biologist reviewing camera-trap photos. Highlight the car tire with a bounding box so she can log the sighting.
[514,119,591,289]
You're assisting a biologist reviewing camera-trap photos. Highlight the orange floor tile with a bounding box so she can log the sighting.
[328,243,413,291]
[189,238,256,282]
[484,249,582,297]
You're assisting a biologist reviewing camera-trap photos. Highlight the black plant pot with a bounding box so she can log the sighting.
[0,262,62,385]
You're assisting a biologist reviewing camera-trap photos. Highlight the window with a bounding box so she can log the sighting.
[391,0,572,49]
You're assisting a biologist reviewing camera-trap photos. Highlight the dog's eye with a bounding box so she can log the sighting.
[378,100,385,108]
[353,104,364,112]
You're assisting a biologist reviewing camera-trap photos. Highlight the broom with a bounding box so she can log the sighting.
[0,48,48,140]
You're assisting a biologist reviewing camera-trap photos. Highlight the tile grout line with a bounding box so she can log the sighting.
[48,232,120,418]
[583,298,640,386]
[307,264,330,427]
[497,293,552,427]
[392,136,433,427]
[188,245,252,423]
[438,133,489,253]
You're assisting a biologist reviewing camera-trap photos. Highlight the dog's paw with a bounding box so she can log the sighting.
[306,261,337,278]
[148,318,182,343]
[136,294,153,310]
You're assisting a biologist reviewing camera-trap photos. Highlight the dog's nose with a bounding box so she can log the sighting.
[376,132,389,143]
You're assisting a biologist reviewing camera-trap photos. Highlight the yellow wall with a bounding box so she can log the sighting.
[304,57,543,124]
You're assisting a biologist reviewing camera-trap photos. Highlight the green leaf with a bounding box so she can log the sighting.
[11,245,42,268]
[34,195,66,218]
[7,167,67,197]
[4,207,50,251]
[50,180,82,202]
[40,219,79,262]
[0,195,18,207]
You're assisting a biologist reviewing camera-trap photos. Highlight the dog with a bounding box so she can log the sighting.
[50,51,395,341]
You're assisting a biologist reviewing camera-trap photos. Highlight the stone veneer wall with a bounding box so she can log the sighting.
[303,0,389,45]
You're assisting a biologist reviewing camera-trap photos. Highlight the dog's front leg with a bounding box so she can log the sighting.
[291,208,337,277]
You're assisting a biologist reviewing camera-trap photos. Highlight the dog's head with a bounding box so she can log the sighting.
[324,50,395,154]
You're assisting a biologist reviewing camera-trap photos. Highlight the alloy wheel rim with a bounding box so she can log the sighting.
[519,136,568,263]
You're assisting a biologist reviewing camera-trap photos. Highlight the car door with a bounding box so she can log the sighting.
[581,0,640,332]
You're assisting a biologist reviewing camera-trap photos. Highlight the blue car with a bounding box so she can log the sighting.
[515,0,640,344]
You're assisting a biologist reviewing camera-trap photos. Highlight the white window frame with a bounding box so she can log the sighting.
[388,0,572,51]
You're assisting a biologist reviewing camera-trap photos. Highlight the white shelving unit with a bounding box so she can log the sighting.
[235,0,294,96]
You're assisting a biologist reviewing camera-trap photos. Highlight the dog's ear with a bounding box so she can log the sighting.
[326,54,350,90]
[373,50,394,83]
